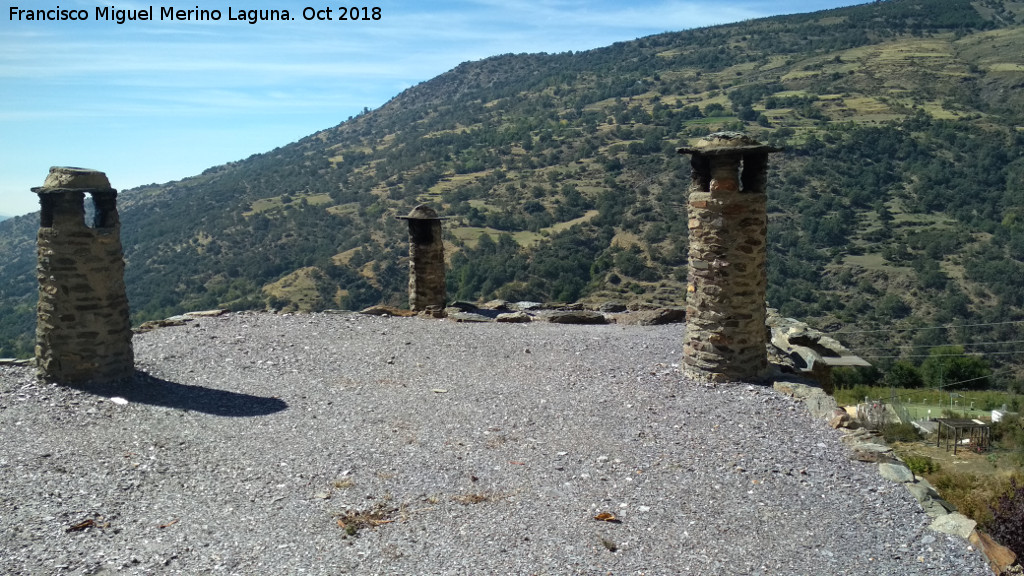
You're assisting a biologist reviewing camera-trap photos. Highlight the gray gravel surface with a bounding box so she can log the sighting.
[0,311,991,575]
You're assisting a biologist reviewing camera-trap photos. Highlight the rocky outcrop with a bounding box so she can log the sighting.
[613,307,686,326]
[837,421,962,525]
[495,311,531,323]
[356,305,418,317]
[447,310,492,323]
[773,379,840,421]
[542,310,608,325]
[136,309,232,332]
[969,531,1019,575]
[828,408,852,429]
[597,302,627,313]
[931,513,978,539]
[352,300,687,327]
[767,308,870,392]
[878,462,916,483]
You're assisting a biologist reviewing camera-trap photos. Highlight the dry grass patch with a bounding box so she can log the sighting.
[467,199,498,211]
[611,230,643,250]
[548,210,599,234]
[327,203,358,216]
[331,247,360,266]
[839,95,895,116]
[428,171,492,196]
[304,193,333,206]
[926,470,1024,527]
[261,267,324,312]
[244,193,334,216]
[450,226,542,248]
[843,253,896,271]
[956,27,1024,68]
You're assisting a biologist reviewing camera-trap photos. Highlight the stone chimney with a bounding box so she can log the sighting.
[396,205,447,311]
[677,133,780,382]
[33,167,134,384]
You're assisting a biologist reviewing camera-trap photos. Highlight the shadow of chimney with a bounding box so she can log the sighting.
[66,370,288,417]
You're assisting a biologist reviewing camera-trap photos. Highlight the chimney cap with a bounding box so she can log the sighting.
[32,166,115,194]
[677,132,781,156]
[396,204,448,221]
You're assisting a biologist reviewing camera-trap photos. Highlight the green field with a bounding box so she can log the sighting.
[835,385,1022,420]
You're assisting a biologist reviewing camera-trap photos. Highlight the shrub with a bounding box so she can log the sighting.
[986,478,1024,560]
[932,471,1024,529]
[881,422,921,443]
[834,383,874,406]
[931,471,995,525]
[903,454,940,476]
[992,413,1024,464]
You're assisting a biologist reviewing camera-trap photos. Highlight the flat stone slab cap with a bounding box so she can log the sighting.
[677,131,781,156]
[396,204,448,220]
[32,166,113,193]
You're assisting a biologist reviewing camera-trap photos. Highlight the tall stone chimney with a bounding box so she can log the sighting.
[677,133,780,382]
[33,167,134,384]
[396,204,447,311]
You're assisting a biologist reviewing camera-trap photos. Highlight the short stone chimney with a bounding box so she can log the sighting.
[396,205,447,311]
[33,167,134,384]
[677,133,780,382]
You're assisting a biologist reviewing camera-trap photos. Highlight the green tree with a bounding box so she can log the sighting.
[885,361,924,388]
[876,294,911,319]
[920,346,991,390]
[832,366,881,389]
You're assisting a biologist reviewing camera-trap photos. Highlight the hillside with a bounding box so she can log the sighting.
[2,0,1024,385]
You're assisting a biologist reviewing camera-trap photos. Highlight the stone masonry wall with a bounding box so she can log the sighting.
[680,134,775,382]
[34,168,134,384]
[404,210,446,311]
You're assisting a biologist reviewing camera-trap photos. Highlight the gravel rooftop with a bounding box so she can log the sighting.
[0,311,992,575]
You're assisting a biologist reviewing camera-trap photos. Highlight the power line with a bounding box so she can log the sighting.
[828,319,1024,335]
[861,350,1024,360]
[887,368,1018,401]
[854,339,1024,353]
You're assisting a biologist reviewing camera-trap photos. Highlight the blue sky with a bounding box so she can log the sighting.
[1,0,864,217]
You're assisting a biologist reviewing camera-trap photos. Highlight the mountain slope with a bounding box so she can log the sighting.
[2,0,1023,384]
